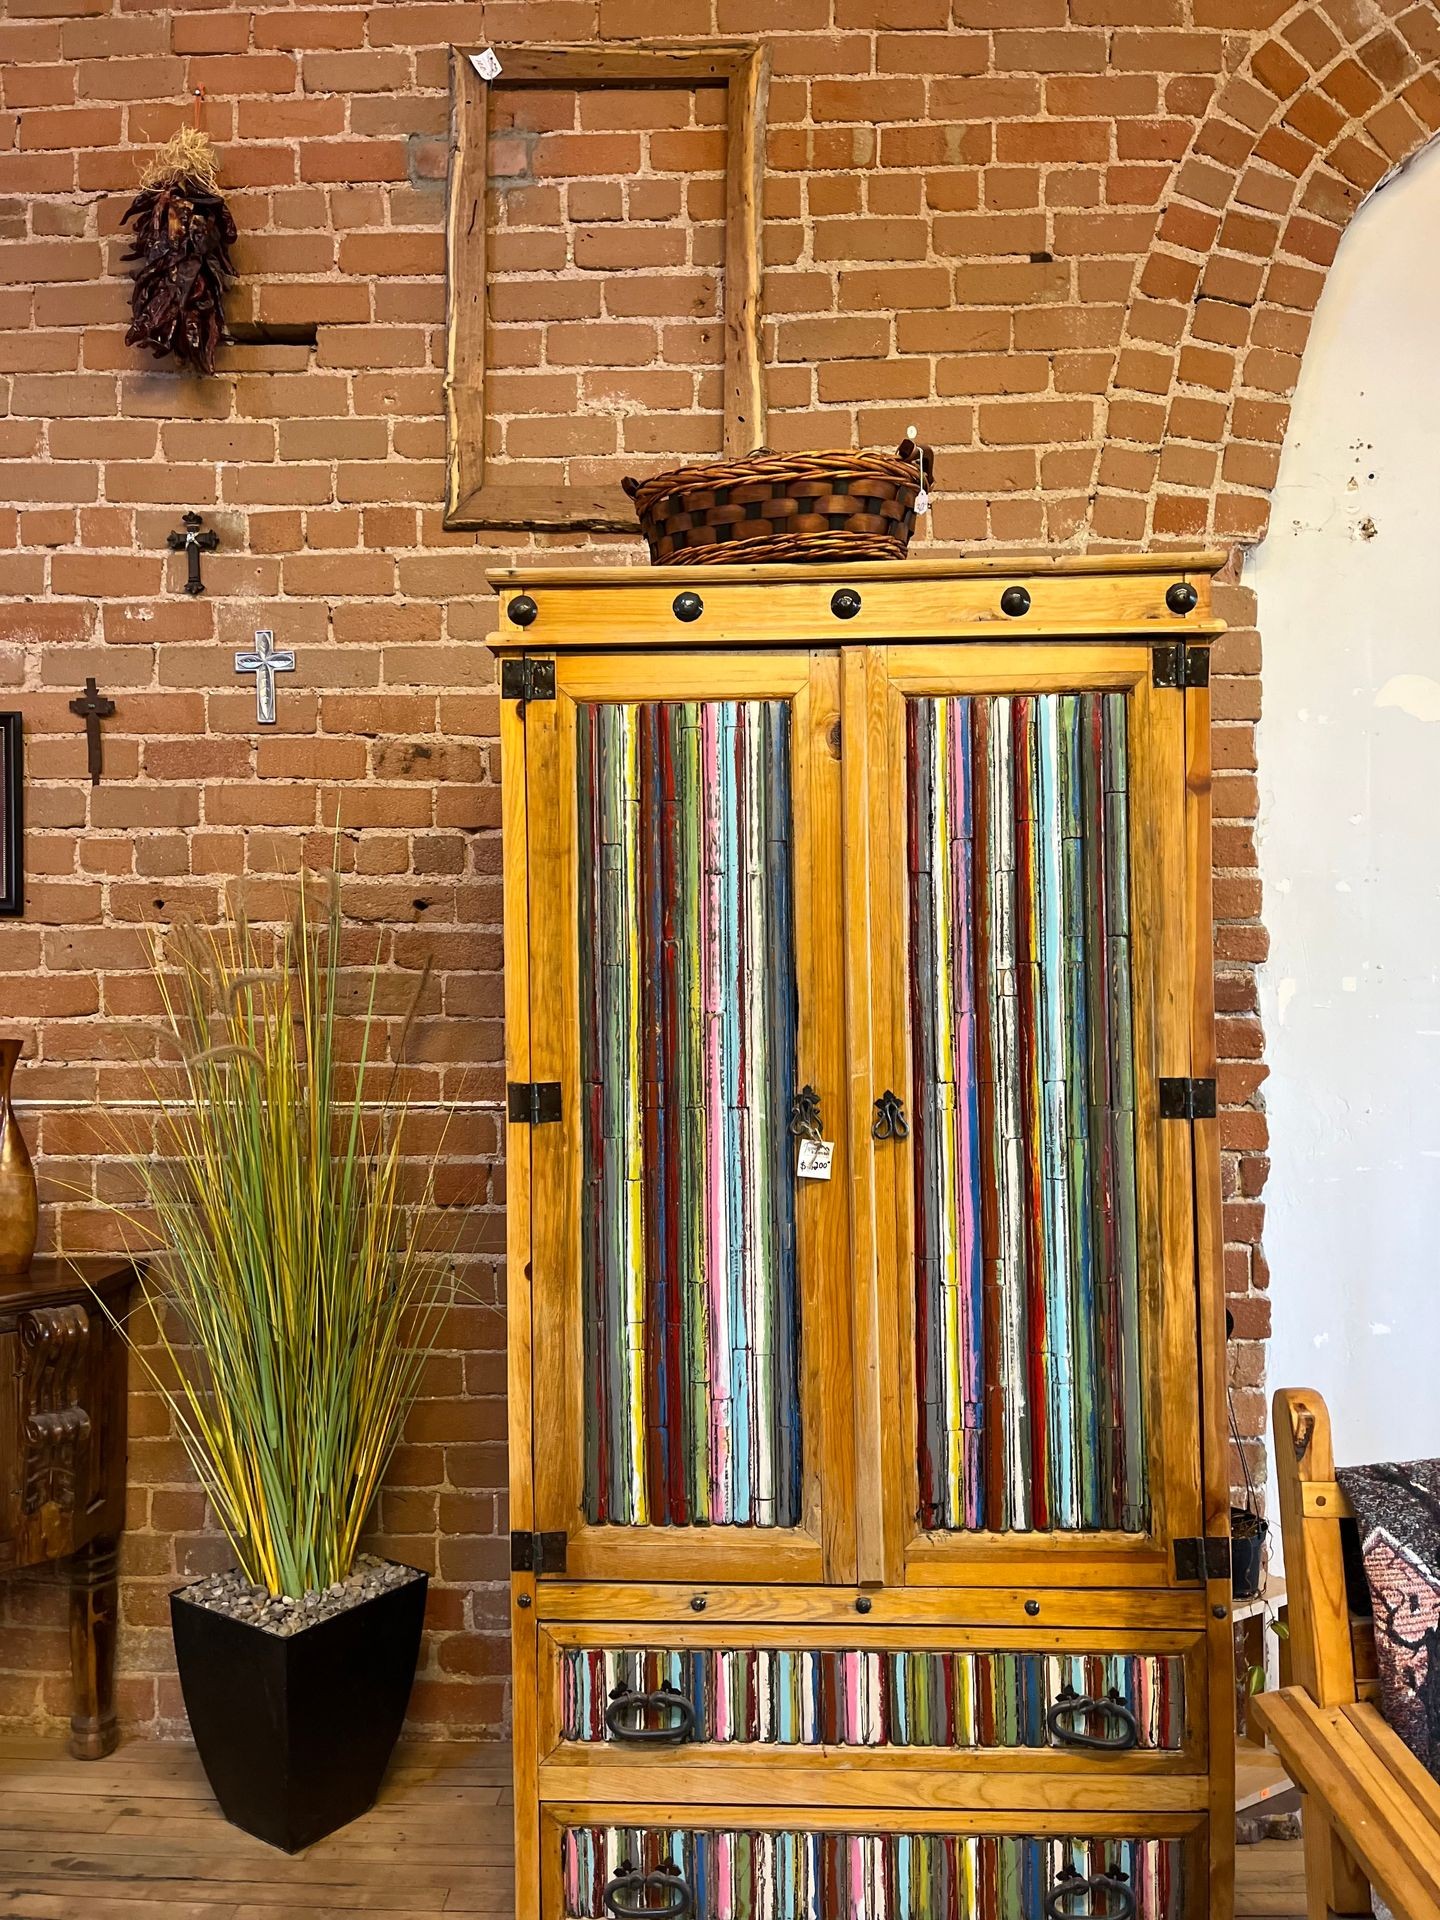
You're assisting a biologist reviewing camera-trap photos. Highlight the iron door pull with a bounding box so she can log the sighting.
[1043,1870,1137,1919]
[604,1686,697,1745]
[872,1089,909,1139]
[1046,1686,1141,1752]
[603,1870,695,1916]
[789,1084,823,1142]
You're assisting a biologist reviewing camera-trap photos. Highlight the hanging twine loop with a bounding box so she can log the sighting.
[138,86,219,189]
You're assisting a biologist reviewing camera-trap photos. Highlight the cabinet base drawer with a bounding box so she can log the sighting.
[543,1807,1205,1919]
[538,1623,1207,1776]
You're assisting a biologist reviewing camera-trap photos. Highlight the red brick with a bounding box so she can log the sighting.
[299,140,409,183]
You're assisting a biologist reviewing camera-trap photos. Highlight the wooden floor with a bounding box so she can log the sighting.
[0,1737,1304,1917]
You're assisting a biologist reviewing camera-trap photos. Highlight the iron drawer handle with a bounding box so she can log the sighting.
[1044,1870,1137,1919]
[872,1089,909,1139]
[604,1686,697,1745]
[1046,1687,1141,1752]
[603,1870,695,1916]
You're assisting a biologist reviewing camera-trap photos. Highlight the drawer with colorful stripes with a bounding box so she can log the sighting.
[536,1625,1207,1796]
[542,1809,1207,1919]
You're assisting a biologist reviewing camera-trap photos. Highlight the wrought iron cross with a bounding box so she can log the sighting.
[166,511,219,596]
[68,678,114,786]
[234,630,294,726]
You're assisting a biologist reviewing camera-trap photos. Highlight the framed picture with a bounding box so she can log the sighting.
[0,713,22,917]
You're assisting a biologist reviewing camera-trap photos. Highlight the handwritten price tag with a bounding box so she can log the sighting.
[796,1139,834,1181]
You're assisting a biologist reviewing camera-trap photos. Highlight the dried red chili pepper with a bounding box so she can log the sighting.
[121,171,237,377]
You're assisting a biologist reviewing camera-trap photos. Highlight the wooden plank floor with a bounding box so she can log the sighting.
[0,1737,1303,1917]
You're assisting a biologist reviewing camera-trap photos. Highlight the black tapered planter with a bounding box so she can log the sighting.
[171,1564,427,1853]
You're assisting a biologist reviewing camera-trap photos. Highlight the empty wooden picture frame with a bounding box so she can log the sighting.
[444,40,770,532]
[0,714,21,917]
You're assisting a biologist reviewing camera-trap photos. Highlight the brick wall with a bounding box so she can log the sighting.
[2,0,1436,1743]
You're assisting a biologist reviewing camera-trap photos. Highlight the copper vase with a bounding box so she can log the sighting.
[0,1036,38,1277]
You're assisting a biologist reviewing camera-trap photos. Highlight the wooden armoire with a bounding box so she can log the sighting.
[494,555,1234,1920]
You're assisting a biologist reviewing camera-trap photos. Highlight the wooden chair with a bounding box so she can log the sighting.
[1252,1388,1440,1920]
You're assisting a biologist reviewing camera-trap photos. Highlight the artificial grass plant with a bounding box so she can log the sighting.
[114,872,455,1600]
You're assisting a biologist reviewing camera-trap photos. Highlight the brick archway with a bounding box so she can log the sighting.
[1080,0,1440,1488]
[1088,0,1440,549]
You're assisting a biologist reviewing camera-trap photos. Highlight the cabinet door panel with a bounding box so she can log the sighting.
[524,653,854,1585]
[867,647,1202,1588]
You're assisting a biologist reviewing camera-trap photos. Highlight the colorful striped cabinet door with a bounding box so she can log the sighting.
[561,1827,1187,1920]
[576,699,803,1530]
[560,1644,1185,1750]
[907,693,1147,1537]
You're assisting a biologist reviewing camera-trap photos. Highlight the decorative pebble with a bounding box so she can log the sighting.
[178,1555,422,1638]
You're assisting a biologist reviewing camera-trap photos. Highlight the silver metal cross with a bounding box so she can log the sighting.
[234,629,295,725]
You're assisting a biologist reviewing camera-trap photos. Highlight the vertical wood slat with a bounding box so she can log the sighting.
[443,48,487,523]
[1272,1389,1372,1919]
[724,44,770,456]
[1131,671,1204,1568]
[500,682,539,1920]
[842,647,893,1586]
[797,652,856,1582]
[577,698,801,1531]
[1185,673,1240,1920]
[525,685,583,1556]
[908,693,1146,1538]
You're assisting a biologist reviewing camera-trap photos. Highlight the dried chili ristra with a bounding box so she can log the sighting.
[120,172,237,377]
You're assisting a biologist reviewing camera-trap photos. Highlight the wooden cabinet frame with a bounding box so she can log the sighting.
[522,651,856,1586]
[494,555,1235,1920]
[860,646,1203,1594]
[446,41,769,532]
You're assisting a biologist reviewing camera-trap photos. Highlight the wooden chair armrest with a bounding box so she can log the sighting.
[1253,1686,1440,1920]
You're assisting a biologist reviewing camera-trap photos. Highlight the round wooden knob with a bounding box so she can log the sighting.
[1000,585,1031,618]
[507,594,538,628]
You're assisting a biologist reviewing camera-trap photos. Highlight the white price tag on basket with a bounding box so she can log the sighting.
[796,1139,834,1181]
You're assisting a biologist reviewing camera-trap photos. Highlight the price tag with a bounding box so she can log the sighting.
[915,488,930,517]
[470,47,503,79]
[796,1138,834,1181]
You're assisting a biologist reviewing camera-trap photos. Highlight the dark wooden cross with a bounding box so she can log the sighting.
[166,510,219,596]
[68,679,115,786]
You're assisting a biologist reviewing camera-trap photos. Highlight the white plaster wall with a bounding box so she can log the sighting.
[1250,134,1440,1484]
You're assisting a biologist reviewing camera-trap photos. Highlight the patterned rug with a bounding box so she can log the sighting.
[1336,1457,1440,1778]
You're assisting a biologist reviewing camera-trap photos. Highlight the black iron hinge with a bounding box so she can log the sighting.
[500,656,556,704]
[507,1081,562,1125]
[1152,642,1210,689]
[511,1530,568,1576]
[1158,1076,1217,1120]
[1174,1535,1231,1584]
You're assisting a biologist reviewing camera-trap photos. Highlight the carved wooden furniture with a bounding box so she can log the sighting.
[1253,1389,1440,1920]
[0,1256,139,1759]
[495,556,1236,1919]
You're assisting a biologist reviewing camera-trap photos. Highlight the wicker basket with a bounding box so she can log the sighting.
[622,440,934,566]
